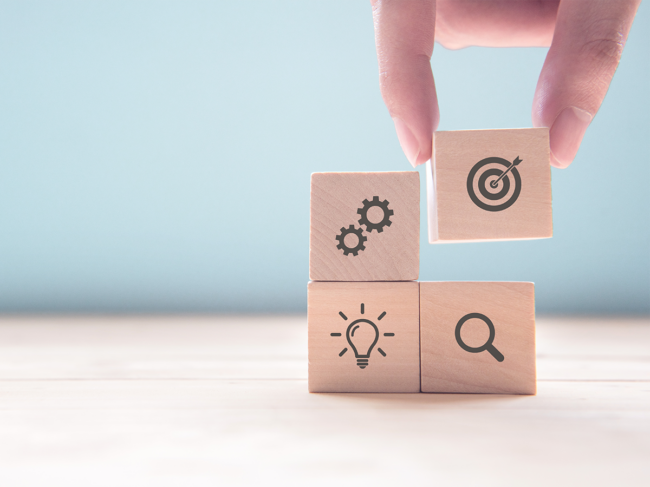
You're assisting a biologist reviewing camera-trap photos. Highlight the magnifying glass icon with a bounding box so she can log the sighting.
[455,313,504,362]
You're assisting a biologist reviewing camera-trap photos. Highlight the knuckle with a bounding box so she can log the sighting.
[580,37,624,64]
[579,20,625,65]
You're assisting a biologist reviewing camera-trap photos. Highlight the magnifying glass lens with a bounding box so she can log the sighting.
[459,319,492,348]
[455,313,504,362]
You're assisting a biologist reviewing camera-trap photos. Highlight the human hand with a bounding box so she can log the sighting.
[372,0,640,168]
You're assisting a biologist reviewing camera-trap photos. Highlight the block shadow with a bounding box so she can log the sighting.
[313,391,532,408]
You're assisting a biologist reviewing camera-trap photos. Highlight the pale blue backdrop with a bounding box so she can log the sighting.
[1,1,648,314]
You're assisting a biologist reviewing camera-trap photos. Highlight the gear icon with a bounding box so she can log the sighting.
[357,196,394,233]
[335,225,367,256]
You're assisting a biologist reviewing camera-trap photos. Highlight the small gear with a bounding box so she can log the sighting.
[335,225,367,256]
[357,196,394,233]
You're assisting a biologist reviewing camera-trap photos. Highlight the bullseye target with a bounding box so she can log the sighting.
[466,157,522,212]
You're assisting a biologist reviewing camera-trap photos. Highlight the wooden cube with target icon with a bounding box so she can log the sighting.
[427,128,553,243]
[309,171,419,281]
[308,281,420,393]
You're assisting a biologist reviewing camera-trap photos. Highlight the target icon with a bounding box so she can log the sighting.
[466,156,523,212]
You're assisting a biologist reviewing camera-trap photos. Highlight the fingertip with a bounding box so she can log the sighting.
[414,137,432,166]
[393,117,421,168]
[548,106,592,169]
[550,151,569,169]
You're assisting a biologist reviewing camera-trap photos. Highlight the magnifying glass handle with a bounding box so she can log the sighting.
[487,344,504,362]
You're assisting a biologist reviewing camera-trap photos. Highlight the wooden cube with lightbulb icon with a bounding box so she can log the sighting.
[308,281,420,393]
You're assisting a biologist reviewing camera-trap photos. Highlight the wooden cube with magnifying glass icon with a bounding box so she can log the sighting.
[308,281,420,393]
[426,128,553,243]
[419,281,536,394]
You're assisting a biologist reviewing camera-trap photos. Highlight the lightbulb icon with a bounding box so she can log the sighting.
[346,319,379,369]
[330,303,394,369]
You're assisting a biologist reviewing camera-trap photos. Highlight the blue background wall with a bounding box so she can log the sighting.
[1,1,648,314]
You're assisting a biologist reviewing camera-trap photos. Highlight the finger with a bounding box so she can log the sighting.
[435,0,558,49]
[372,0,438,167]
[532,0,640,168]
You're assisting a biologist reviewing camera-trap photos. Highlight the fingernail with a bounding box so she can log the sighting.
[549,106,593,168]
[392,117,420,168]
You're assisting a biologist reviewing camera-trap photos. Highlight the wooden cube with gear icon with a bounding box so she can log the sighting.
[309,171,419,281]
[426,128,553,243]
[420,281,536,394]
[308,281,420,393]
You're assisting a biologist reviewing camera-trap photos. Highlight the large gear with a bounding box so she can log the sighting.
[357,196,394,233]
[335,224,367,256]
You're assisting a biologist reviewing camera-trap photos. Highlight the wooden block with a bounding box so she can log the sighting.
[308,281,420,393]
[420,282,536,394]
[310,172,419,281]
[426,128,552,242]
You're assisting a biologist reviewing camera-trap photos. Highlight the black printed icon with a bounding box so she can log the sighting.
[467,156,522,212]
[331,303,394,369]
[335,196,394,256]
[335,225,367,256]
[455,312,504,362]
[357,196,393,233]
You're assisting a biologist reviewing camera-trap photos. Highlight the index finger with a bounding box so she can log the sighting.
[372,0,438,167]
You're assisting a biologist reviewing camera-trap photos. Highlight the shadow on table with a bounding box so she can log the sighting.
[313,392,531,408]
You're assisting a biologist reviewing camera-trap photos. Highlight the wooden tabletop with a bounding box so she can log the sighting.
[0,315,648,486]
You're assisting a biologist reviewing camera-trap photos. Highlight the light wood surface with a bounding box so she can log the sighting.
[420,282,536,394]
[308,281,420,392]
[310,171,419,281]
[0,315,648,486]
[428,128,553,243]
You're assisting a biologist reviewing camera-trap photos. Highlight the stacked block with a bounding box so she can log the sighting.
[308,282,420,393]
[309,128,548,394]
[420,282,536,395]
[309,171,419,281]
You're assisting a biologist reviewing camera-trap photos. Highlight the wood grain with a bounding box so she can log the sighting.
[420,282,536,394]
[0,315,648,486]
[308,281,420,392]
[427,128,553,243]
[310,171,419,281]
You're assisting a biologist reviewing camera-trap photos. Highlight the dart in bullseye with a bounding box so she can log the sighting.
[490,156,523,188]
[467,154,524,212]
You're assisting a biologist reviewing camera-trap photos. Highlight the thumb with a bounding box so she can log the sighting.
[532,0,640,168]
